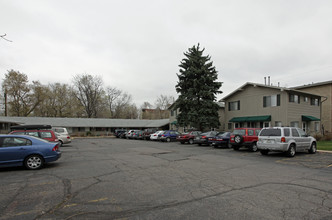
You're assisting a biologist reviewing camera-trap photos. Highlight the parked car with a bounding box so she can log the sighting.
[52,127,69,135]
[0,134,61,170]
[55,132,72,146]
[177,131,201,144]
[10,126,59,143]
[208,132,231,148]
[114,129,127,138]
[125,130,135,139]
[194,131,220,146]
[133,130,144,140]
[159,130,181,142]
[230,128,261,152]
[150,130,164,141]
[142,128,157,140]
[257,127,317,157]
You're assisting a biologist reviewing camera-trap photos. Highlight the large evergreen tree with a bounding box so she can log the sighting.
[175,44,222,131]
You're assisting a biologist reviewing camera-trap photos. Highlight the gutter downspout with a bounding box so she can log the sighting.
[320,96,328,135]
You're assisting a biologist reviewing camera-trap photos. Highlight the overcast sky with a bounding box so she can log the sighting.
[1,0,331,106]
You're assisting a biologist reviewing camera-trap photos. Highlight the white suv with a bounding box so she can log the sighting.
[257,127,317,157]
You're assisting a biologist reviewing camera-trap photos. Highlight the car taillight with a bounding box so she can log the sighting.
[202,136,206,139]
[52,144,59,151]
[67,136,70,139]
[281,137,286,143]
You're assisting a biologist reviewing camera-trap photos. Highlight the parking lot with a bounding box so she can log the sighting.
[1,138,332,220]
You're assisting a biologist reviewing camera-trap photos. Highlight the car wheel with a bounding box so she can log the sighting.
[188,139,194,145]
[166,137,171,142]
[308,142,317,154]
[24,154,44,170]
[286,144,296,157]
[260,150,269,155]
[250,142,258,152]
[233,146,240,151]
[59,140,63,147]
[227,142,232,149]
[180,142,185,144]
[234,135,243,144]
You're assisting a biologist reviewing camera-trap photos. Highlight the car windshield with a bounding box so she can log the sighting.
[221,132,230,137]
[233,130,246,135]
[259,128,281,136]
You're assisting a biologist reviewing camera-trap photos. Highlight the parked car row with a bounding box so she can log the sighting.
[118,127,318,158]
[0,125,70,170]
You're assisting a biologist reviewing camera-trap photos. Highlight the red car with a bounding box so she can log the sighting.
[230,128,261,152]
[9,125,59,143]
[177,131,201,144]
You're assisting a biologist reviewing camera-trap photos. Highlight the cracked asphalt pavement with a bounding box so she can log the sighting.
[0,138,331,220]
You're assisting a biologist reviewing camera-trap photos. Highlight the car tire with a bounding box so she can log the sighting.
[59,140,63,147]
[166,137,171,142]
[227,142,232,149]
[234,135,243,144]
[188,139,194,145]
[260,150,269,155]
[286,144,296,157]
[308,142,317,154]
[180,142,185,144]
[24,154,44,170]
[250,142,258,152]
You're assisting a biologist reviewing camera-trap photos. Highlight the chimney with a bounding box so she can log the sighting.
[264,77,266,85]
[268,76,270,86]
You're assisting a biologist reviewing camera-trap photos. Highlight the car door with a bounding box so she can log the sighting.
[297,128,311,150]
[291,128,303,151]
[0,137,32,166]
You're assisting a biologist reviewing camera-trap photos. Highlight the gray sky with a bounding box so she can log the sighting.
[1,0,331,106]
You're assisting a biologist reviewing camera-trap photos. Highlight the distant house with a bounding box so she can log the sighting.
[141,108,169,120]
[0,116,170,135]
[221,82,322,135]
[291,80,331,135]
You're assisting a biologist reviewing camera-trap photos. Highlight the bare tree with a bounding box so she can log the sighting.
[72,74,104,118]
[105,86,122,118]
[155,94,175,110]
[0,34,12,42]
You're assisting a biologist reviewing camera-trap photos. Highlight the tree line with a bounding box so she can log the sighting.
[1,70,174,119]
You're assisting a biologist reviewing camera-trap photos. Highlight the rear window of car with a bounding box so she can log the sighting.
[233,130,246,135]
[259,128,282,136]
[40,132,53,138]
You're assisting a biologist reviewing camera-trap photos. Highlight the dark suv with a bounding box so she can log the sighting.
[230,128,261,152]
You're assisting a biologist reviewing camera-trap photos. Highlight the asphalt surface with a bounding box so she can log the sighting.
[0,138,331,220]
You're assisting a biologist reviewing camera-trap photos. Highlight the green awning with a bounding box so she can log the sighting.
[171,120,177,125]
[229,115,271,122]
[302,115,320,121]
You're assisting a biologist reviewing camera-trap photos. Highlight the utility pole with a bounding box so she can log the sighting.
[4,90,7,116]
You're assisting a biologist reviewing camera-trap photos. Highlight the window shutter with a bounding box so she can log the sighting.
[238,101,240,110]
[277,94,280,106]
[298,95,300,104]
[263,96,266,107]
[228,102,231,111]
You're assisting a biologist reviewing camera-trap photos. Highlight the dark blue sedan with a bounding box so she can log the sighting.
[208,132,232,148]
[0,135,61,170]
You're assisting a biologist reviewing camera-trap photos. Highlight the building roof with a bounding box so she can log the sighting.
[0,116,170,128]
[291,80,332,89]
[220,82,322,101]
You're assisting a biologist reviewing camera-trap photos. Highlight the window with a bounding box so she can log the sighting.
[263,94,280,107]
[248,129,254,136]
[284,128,290,137]
[304,97,309,102]
[264,122,270,127]
[1,137,32,147]
[292,128,300,137]
[311,98,320,106]
[40,132,52,138]
[298,129,307,137]
[289,94,300,103]
[275,121,282,127]
[290,121,299,128]
[228,123,232,130]
[228,101,240,111]
[260,128,281,136]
